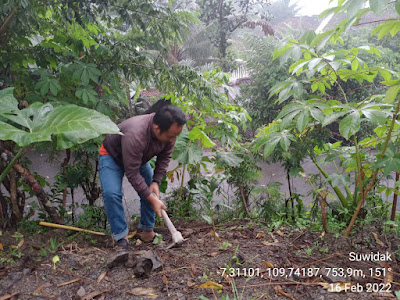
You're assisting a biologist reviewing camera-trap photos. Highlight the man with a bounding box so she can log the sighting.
[99,104,186,249]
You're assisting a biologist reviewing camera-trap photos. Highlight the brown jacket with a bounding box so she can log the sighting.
[103,113,174,198]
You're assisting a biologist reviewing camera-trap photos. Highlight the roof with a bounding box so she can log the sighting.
[140,88,164,99]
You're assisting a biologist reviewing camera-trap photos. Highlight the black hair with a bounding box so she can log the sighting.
[153,105,187,133]
[144,99,171,114]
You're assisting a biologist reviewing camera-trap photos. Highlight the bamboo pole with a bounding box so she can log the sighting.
[39,221,106,236]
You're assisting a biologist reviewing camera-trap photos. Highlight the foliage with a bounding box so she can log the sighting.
[0,88,119,149]
[197,0,271,71]
[253,0,400,236]
[239,36,291,131]
[0,0,253,225]
[268,0,300,25]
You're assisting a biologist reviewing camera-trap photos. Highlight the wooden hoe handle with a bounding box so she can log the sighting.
[39,221,106,236]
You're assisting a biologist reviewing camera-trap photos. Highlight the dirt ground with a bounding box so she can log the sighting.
[0,220,399,300]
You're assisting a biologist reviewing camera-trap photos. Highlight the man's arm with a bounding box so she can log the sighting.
[121,134,166,216]
[153,142,174,182]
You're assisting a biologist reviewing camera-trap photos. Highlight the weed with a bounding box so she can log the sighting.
[319,247,329,253]
[219,242,233,251]
[12,232,23,242]
[40,237,64,257]
[9,246,23,259]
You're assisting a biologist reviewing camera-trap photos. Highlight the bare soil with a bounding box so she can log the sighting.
[0,220,399,300]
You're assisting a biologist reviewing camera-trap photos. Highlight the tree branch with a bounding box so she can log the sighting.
[0,6,18,37]
[354,18,400,27]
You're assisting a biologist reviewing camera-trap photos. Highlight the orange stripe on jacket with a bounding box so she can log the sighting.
[99,143,109,156]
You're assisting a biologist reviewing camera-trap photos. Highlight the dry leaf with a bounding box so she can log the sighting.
[82,290,108,300]
[0,243,3,251]
[0,293,19,300]
[256,233,265,239]
[276,230,284,237]
[262,241,278,246]
[207,251,221,257]
[210,230,222,242]
[162,275,168,286]
[187,280,195,287]
[262,261,274,268]
[274,285,296,300]
[127,287,158,298]
[17,238,24,248]
[372,232,385,247]
[191,264,197,276]
[97,271,107,283]
[197,281,223,291]
[127,231,137,239]
[320,282,355,293]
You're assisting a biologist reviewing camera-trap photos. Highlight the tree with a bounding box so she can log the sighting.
[197,0,271,71]
[0,0,251,225]
[254,0,400,236]
[268,0,300,24]
[239,35,291,131]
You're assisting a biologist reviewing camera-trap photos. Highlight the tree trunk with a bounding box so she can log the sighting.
[287,171,295,221]
[238,183,250,216]
[9,169,22,222]
[0,189,6,228]
[320,191,329,233]
[61,149,71,209]
[0,145,63,224]
[390,172,399,222]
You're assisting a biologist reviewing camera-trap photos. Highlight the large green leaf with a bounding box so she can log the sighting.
[384,84,400,103]
[172,126,203,165]
[361,108,388,125]
[322,110,349,127]
[0,89,120,148]
[326,173,350,187]
[339,111,360,139]
[373,149,400,176]
[188,126,215,147]
[215,152,243,167]
[34,105,120,148]
[259,131,295,157]
[0,121,30,143]
[0,88,19,112]
[263,135,281,157]
[296,110,309,132]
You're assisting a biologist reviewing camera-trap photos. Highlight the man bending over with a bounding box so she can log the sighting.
[99,105,186,249]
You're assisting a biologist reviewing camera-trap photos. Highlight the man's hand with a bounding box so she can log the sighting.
[147,192,166,218]
[150,182,160,199]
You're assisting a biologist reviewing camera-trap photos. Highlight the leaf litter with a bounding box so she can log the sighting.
[0,220,399,299]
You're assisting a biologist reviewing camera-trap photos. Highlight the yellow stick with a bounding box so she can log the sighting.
[39,221,106,236]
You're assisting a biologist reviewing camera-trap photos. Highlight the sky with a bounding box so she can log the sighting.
[290,0,335,16]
